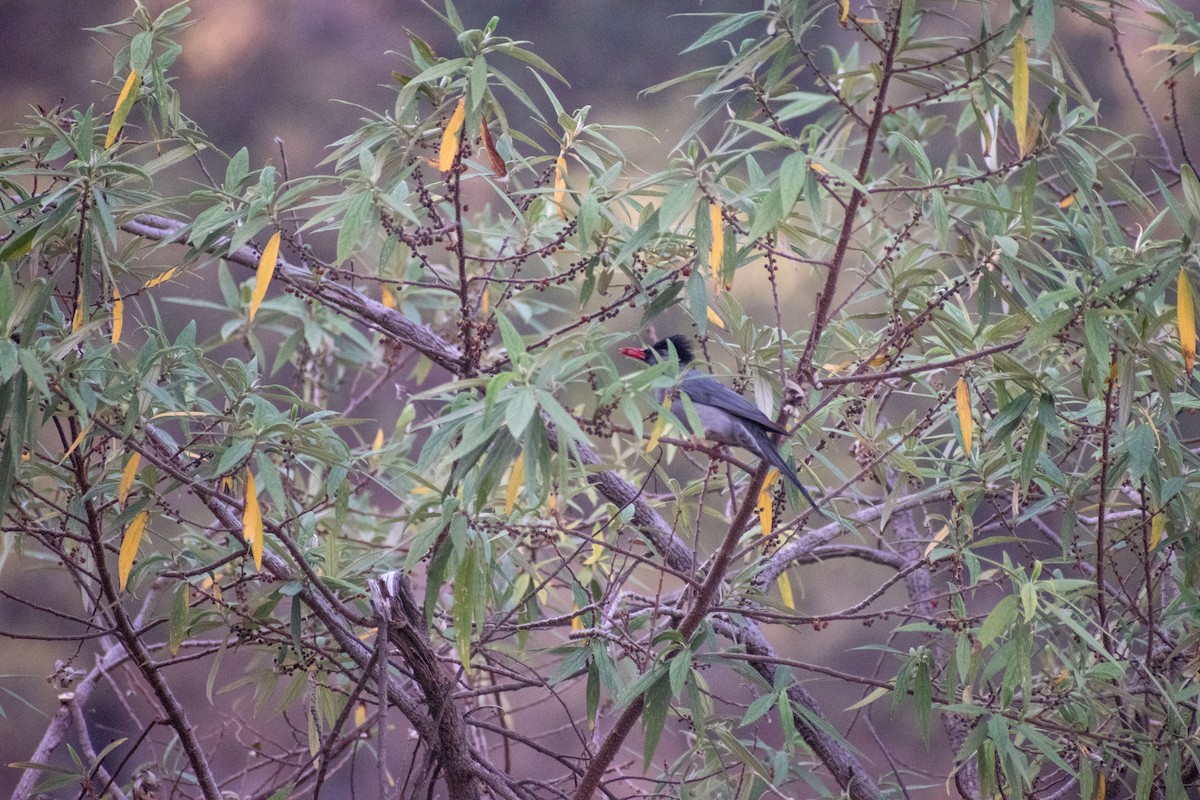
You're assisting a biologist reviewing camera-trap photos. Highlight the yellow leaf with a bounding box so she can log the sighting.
[371,427,384,451]
[505,452,525,514]
[249,232,280,322]
[118,510,149,592]
[1058,193,1076,209]
[1142,43,1199,55]
[479,118,507,177]
[438,97,466,172]
[1012,36,1029,157]
[845,685,892,711]
[72,293,84,333]
[546,493,557,514]
[111,285,123,345]
[61,421,93,462]
[758,469,779,536]
[837,0,849,23]
[1179,269,1196,372]
[381,285,396,309]
[777,572,795,609]
[1021,109,1042,157]
[118,452,141,507]
[956,376,972,455]
[220,475,233,493]
[706,305,725,330]
[143,267,178,288]
[480,289,489,316]
[582,535,609,575]
[242,469,263,571]
[645,396,672,452]
[354,702,367,728]
[105,69,140,149]
[1149,511,1164,551]
[708,201,724,289]
[553,155,569,219]
[1094,772,1105,800]
[808,161,828,174]
[571,604,584,633]
[923,524,949,559]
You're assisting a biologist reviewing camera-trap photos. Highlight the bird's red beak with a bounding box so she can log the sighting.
[620,346,649,361]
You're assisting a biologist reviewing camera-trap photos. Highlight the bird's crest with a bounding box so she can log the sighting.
[653,335,694,365]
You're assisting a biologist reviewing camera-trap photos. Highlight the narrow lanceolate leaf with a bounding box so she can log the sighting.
[249,232,281,322]
[438,97,466,172]
[837,0,849,23]
[645,396,672,452]
[1149,512,1164,551]
[1012,37,1029,156]
[708,201,724,290]
[480,289,489,315]
[505,452,525,514]
[1178,269,1196,372]
[553,155,569,220]
[777,572,795,609]
[479,118,507,177]
[923,524,949,558]
[62,421,94,463]
[111,285,123,345]
[118,510,149,592]
[758,469,780,536]
[105,69,140,149]
[242,469,263,571]
[354,703,367,728]
[143,267,178,288]
[705,305,725,329]
[956,376,973,455]
[118,452,141,507]
[72,293,84,332]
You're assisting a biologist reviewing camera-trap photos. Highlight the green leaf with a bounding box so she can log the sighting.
[495,313,525,359]
[336,192,372,266]
[977,594,1018,647]
[714,728,773,785]
[642,673,671,768]
[667,646,691,697]
[225,147,250,191]
[988,390,1033,444]
[504,388,537,440]
[1181,165,1200,222]
[169,580,189,656]
[1135,744,1156,800]
[1125,423,1156,483]
[130,30,154,73]
[1031,0,1055,52]
[452,542,477,672]
[1019,419,1044,490]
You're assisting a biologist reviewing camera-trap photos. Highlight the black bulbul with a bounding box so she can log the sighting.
[621,335,819,512]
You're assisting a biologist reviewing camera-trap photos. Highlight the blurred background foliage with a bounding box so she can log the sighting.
[3,1,1200,799]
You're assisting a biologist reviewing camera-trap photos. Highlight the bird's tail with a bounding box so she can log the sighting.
[751,429,823,515]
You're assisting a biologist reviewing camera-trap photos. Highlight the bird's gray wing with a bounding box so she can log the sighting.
[678,373,788,435]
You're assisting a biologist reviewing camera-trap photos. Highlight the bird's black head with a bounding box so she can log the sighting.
[620,335,695,366]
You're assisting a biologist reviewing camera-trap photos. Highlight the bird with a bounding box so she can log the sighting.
[620,335,820,513]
